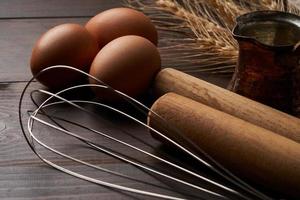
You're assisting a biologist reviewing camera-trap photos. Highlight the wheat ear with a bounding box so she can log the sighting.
[125,0,300,76]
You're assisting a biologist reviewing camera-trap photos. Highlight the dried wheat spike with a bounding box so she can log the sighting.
[125,0,300,75]
[198,0,247,29]
[156,0,237,47]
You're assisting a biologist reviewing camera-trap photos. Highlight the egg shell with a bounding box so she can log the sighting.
[85,8,158,48]
[30,23,99,89]
[89,35,161,99]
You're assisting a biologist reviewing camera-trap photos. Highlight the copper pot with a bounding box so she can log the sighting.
[229,11,300,116]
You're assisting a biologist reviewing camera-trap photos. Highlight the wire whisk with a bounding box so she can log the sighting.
[19,66,275,200]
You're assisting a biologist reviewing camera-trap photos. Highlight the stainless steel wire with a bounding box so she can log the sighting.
[18,65,275,200]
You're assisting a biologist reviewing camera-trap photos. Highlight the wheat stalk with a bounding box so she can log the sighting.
[126,0,300,76]
[198,0,247,29]
[156,0,237,47]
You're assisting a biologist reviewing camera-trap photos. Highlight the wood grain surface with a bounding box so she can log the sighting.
[0,0,299,200]
[0,0,120,18]
[153,68,300,143]
[0,1,228,200]
[0,1,156,200]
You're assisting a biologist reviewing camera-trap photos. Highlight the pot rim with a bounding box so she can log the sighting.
[232,10,300,50]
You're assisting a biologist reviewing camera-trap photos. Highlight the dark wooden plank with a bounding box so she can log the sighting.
[0,82,162,200]
[0,166,150,200]
[2,1,298,199]
[0,82,163,199]
[0,82,244,200]
[0,0,122,18]
[0,0,298,19]
[0,81,155,165]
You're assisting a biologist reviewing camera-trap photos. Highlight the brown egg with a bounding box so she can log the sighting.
[85,8,158,48]
[30,23,99,89]
[89,35,161,100]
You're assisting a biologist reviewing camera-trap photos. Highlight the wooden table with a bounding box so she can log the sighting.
[0,1,299,200]
[0,1,149,199]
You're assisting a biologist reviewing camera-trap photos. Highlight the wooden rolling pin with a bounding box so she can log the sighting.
[153,68,300,143]
[148,93,300,198]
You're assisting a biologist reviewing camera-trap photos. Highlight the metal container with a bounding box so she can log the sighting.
[230,11,300,115]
